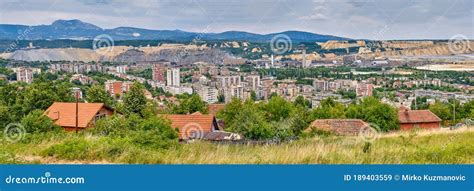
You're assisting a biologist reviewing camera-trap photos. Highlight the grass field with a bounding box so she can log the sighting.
[1,127,473,164]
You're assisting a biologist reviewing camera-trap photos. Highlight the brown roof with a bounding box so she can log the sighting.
[208,104,225,115]
[307,119,371,136]
[161,114,219,139]
[45,102,111,128]
[398,109,441,124]
[204,131,242,141]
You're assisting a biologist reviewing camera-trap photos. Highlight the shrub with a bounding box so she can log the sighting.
[21,110,61,133]
[130,117,179,150]
[43,138,90,160]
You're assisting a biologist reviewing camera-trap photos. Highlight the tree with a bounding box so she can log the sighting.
[0,104,11,129]
[310,98,346,120]
[21,110,59,133]
[264,95,295,121]
[131,116,179,149]
[217,94,225,103]
[86,84,113,106]
[172,94,208,114]
[228,101,274,140]
[122,82,147,117]
[346,97,399,132]
[217,97,243,128]
[250,91,257,101]
[184,94,208,114]
[293,95,310,109]
[429,101,452,125]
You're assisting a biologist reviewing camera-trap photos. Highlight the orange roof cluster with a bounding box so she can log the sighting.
[308,119,371,136]
[45,102,110,128]
[161,112,218,139]
[398,109,441,124]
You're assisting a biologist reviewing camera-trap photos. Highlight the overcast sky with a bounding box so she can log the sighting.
[0,0,472,40]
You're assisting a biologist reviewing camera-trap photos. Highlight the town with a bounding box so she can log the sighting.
[2,47,473,142]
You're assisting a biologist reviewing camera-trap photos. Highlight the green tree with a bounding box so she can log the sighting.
[21,110,59,133]
[429,101,452,125]
[264,95,295,121]
[250,91,257,101]
[346,97,399,132]
[310,98,346,120]
[217,97,243,128]
[217,94,225,103]
[229,101,274,140]
[172,94,208,114]
[131,116,179,149]
[122,82,147,117]
[86,84,113,106]
[0,104,11,129]
[293,95,311,109]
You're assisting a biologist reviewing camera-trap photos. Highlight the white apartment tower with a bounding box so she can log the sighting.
[166,68,180,87]
[16,67,33,83]
[245,75,260,91]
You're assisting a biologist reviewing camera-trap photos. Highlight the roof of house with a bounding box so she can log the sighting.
[307,119,371,136]
[208,104,225,115]
[161,113,218,139]
[45,102,112,128]
[204,131,242,141]
[398,109,442,124]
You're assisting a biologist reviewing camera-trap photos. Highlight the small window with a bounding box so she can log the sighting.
[95,114,106,122]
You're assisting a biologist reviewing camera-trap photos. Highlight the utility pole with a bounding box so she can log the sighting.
[75,91,79,133]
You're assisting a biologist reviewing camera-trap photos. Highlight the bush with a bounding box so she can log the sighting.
[92,114,129,136]
[130,117,179,149]
[43,138,90,160]
[21,110,61,133]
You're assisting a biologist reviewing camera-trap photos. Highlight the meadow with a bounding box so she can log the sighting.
[1,127,473,164]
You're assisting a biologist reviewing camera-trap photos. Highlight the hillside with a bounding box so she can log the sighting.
[0,44,240,64]
[0,19,348,42]
[2,127,473,164]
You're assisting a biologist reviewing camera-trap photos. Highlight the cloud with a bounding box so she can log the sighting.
[0,0,472,39]
[298,5,328,20]
[299,13,327,20]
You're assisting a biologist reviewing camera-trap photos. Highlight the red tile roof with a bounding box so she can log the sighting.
[45,102,112,128]
[398,109,441,124]
[161,114,219,139]
[307,119,371,136]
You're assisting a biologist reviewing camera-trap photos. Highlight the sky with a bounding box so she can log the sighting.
[0,0,473,40]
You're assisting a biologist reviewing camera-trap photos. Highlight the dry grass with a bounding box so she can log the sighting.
[1,127,473,164]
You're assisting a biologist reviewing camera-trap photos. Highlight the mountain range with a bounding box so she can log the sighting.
[0,19,349,42]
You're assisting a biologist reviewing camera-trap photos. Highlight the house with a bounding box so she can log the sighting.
[306,119,372,136]
[203,131,243,141]
[207,104,226,115]
[45,102,114,131]
[398,108,442,130]
[161,112,222,140]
